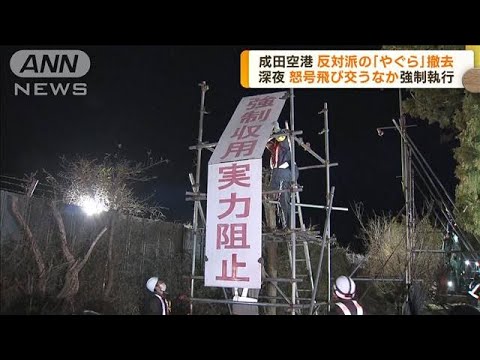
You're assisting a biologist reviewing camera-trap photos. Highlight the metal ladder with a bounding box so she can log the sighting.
[284,189,315,314]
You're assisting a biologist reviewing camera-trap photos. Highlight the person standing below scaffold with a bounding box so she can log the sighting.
[328,276,365,315]
[144,277,171,315]
[265,121,298,229]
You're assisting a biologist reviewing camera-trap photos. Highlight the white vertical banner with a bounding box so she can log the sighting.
[209,91,287,165]
[205,158,262,289]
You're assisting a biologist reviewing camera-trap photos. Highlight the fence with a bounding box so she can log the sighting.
[0,190,190,314]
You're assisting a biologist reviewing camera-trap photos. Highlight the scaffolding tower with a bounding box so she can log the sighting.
[186,83,347,314]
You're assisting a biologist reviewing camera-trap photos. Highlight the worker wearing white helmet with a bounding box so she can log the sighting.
[329,276,364,315]
[143,277,170,315]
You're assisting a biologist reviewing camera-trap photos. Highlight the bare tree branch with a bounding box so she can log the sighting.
[50,200,75,264]
[77,226,108,271]
[11,196,47,294]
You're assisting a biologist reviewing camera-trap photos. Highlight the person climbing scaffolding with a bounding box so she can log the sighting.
[266,121,298,229]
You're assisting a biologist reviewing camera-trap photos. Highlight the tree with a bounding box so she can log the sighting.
[45,151,168,305]
[384,45,480,237]
[354,205,443,313]
[453,93,480,237]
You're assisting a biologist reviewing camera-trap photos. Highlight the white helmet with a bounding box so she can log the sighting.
[146,277,158,292]
[334,276,356,299]
[146,277,167,293]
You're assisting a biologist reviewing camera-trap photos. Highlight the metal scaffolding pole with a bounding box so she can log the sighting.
[321,102,332,312]
[189,81,209,315]
[309,187,335,314]
[288,88,298,314]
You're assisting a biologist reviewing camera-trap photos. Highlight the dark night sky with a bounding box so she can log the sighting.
[0,45,458,250]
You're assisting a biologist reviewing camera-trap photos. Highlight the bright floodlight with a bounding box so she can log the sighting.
[78,195,108,216]
[475,262,479,267]
[447,281,453,288]
[465,260,470,266]
[453,234,459,243]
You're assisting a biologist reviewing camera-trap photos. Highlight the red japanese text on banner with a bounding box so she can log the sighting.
[209,91,287,165]
[205,159,262,288]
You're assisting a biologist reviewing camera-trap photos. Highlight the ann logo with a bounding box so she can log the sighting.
[10,50,90,96]
[20,54,79,75]
[10,50,90,78]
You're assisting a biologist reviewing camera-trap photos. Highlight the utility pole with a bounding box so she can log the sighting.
[399,89,415,314]
[323,102,332,312]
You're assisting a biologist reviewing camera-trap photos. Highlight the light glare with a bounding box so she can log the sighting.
[78,195,108,216]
